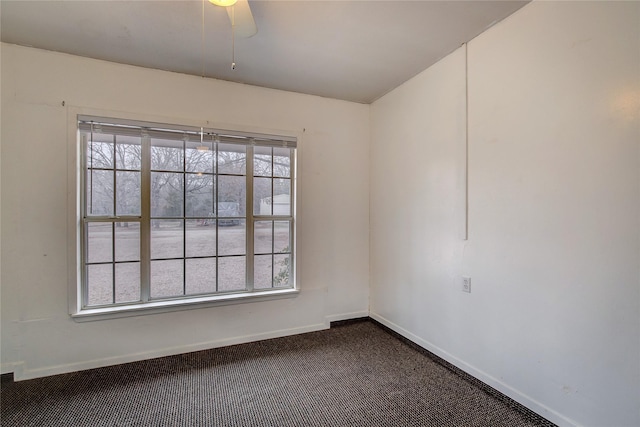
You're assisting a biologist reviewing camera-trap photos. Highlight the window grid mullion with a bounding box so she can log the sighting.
[111,222,116,304]
[289,148,295,287]
[140,132,151,303]
[112,135,117,217]
[215,140,219,293]
[111,136,117,304]
[89,125,94,216]
[81,133,90,308]
[182,139,187,296]
[246,145,254,291]
[271,149,274,288]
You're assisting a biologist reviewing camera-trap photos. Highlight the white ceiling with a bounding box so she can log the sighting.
[1,0,529,104]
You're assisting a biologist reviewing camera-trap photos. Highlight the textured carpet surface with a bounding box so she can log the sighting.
[1,321,556,427]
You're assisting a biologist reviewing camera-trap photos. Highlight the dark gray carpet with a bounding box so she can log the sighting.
[1,320,555,427]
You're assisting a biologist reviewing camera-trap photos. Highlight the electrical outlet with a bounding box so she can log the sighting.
[462,276,471,293]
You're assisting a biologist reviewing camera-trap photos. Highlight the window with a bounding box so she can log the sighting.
[77,116,296,314]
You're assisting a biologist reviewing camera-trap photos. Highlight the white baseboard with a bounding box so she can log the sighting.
[13,322,328,381]
[325,311,370,326]
[8,311,574,426]
[10,311,371,381]
[369,312,578,427]
[1,362,24,378]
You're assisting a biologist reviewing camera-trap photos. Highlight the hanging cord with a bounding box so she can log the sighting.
[89,122,94,215]
[464,42,469,240]
[231,5,236,70]
[201,0,205,77]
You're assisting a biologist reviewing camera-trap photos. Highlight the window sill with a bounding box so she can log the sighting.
[71,288,299,322]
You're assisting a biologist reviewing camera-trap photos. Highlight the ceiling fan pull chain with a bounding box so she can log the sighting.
[201,0,205,77]
[231,5,236,70]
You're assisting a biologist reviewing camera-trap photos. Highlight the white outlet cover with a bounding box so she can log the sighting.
[462,276,471,293]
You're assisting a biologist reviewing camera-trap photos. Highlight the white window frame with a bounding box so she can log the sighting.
[68,109,300,321]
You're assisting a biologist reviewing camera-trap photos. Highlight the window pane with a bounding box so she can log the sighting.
[254,146,272,177]
[115,262,140,303]
[81,117,296,309]
[218,143,246,175]
[151,219,184,259]
[115,222,140,262]
[87,169,113,216]
[218,219,245,256]
[254,255,273,289]
[186,258,216,295]
[115,136,141,170]
[254,221,273,254]
[273,254,292,287]
[273,147,291,178]
[87,264,112,306]
[186,219,216,257]
[218,175,246,216]
[186,141,214,173]
[254,177,272,215]
[151,138,183,171]
[186,174,214,217]
[274,221,291,253]
[218,256,246,292]
[217,201,241,219]
[273,179,291,216]
[151,259,184,298]
[116,171,140,216]
[87,135,113,169]
[151,172,184,217]
[87,222,112,263]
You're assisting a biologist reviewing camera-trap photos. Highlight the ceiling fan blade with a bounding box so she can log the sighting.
[227,0,257,38]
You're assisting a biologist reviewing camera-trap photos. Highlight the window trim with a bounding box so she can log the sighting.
[71,288,300,322]
[67,107,301,320]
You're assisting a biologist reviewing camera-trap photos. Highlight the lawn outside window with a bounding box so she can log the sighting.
[73,115,297,319]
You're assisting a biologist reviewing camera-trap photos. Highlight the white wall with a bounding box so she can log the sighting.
[370,2,639,427]
[3,2,639,426]
[0,43,370,379]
